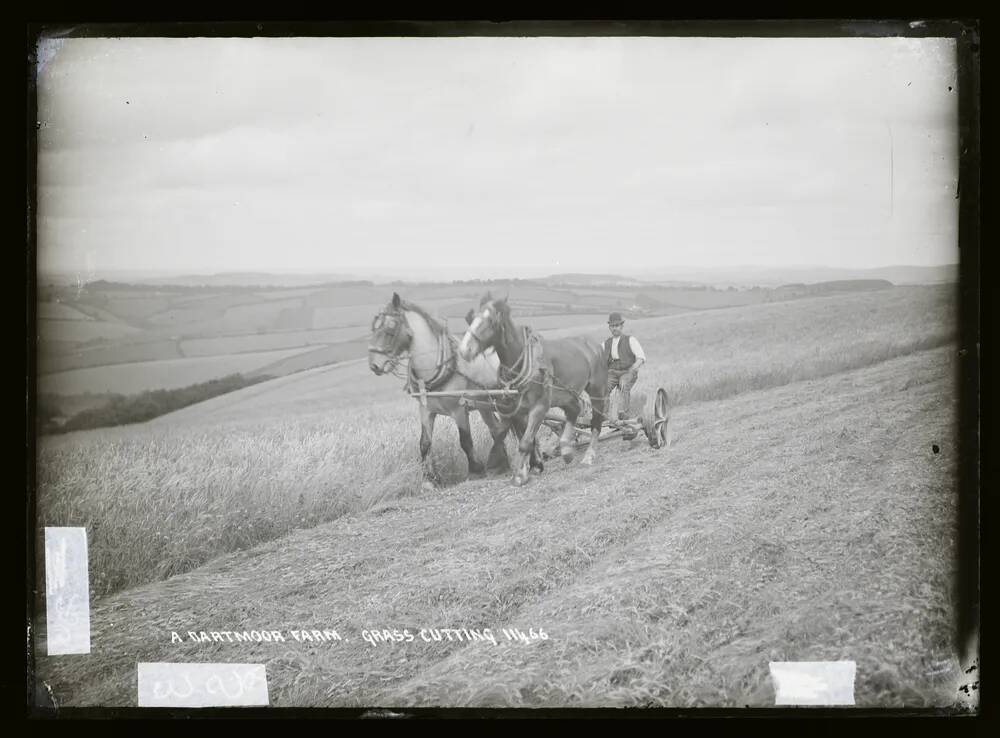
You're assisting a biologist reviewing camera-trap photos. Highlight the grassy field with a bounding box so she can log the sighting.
[179,328,369,357]
[303,285,394,307]
[250,341,369,377]
[38,347,316,395]
[542,285,956,406]
[33,283,968,709]
[37,340,184,375]
[34,345,964,708]
[36,285,957,592]
[40,318,142,343]
[38,302,94,320]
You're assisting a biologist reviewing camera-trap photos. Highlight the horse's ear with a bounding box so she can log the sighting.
[465,308,475,325]
[392,292,401,308]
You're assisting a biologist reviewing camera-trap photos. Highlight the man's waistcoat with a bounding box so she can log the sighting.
[604,334,636,368]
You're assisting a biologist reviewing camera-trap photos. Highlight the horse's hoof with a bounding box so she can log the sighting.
[468,463,486,477]
[421,480,437,492]
[511,474,528,487]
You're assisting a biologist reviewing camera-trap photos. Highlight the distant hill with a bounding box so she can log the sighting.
[631,265,958,287]
[542,273,646,286]
[97,272,365,288]
[38,264,959,290]
[861,265,959,284]
[771,279,895,299]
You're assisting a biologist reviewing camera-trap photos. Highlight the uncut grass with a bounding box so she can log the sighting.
[36,405,502,597]
[36,285,957,598]
[545,284,957,407]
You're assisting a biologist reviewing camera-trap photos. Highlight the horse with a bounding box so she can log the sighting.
[458,293,609,487]
[368,293,543,489]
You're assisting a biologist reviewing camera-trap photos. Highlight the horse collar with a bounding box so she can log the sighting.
[409,329,457,392]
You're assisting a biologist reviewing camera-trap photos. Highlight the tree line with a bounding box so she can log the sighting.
[37,373,273,435]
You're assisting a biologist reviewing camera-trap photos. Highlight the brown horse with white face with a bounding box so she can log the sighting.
[369,293,542,489]
[459,293,609,486]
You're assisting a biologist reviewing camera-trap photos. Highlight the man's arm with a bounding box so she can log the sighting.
[630,336,646,372]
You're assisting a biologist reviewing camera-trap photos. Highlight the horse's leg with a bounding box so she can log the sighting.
[419,406,439,489]
[559,397,582,463]
[477,406,511,474]
[582,385,606,467]
[512,401,549,487]
[511,412,544,474]
[454,406,485,478]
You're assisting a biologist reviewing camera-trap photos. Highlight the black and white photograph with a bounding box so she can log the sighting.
[29,23,979,712]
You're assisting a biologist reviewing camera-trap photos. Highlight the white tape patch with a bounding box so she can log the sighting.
[44,527,91,655]
[137,663,270,707]
[769,661,856,706]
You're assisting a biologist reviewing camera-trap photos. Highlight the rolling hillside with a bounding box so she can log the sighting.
[35,346,963,707]
[33,284,967,709]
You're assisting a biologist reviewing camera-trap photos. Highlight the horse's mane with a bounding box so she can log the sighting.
[481,295,514,327]
[397,298,448,338]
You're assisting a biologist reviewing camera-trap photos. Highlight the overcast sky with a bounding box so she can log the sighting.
[36,36,959,280]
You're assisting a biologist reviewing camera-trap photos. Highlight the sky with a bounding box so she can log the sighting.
[35,35,960,281]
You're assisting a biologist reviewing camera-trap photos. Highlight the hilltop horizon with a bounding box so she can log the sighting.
[37,262,960,288]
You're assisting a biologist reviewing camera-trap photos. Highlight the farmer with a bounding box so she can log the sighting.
[603,312,646,422]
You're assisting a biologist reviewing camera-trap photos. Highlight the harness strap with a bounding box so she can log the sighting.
[408,330,458,392]
[500,326,538,392]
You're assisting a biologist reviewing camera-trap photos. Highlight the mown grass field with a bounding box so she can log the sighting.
[33,284,968,709]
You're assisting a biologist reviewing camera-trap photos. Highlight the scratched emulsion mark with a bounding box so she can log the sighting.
[769,661,856,706]
[137,663,269,707]
[35,36,66,76]
[955,632,980,710]
[44,527,91,655]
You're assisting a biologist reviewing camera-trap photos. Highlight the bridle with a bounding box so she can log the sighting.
[370,306,458,391]
[368,309,412,375]
[466,302,506,347]
[468,301,537,393]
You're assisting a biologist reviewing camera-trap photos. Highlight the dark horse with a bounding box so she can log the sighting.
[369,293,542,489]
[458,293,609,486]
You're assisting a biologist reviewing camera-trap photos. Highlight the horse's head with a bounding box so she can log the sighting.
[368,292,413,375]
[459,291,509,361]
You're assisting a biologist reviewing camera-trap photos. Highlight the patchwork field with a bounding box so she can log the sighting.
[33,283,971,709]
[39,278,807,423]
[180,328,368,357]
[40,318,142,343]
[38,302,94,321]
[38,347,315,395]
